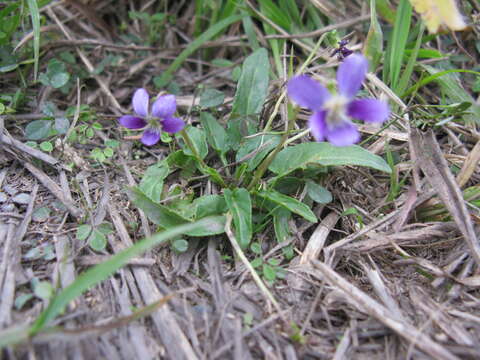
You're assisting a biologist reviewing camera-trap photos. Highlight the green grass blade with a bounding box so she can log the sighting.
[154,14,244,88]
[257,0,288,77]
[396,23,424,96]
[420,65,480,123]
[29,216,224,334]
[279,0,301,26]
[376,0,396,23]
[218,0,238,21]
[383,0,412,88]
[257,0,291,30]
[26,0,40,81]
[402,69,480,98]
[242,11,260,50]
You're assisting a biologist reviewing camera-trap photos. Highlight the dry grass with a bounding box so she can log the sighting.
[1,1,480,359]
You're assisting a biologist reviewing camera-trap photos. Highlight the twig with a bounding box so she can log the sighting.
[224,214,282,314]
[300,212,339,264]
[23,162,84,219]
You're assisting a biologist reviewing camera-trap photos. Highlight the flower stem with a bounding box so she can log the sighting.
[247,109,295,191]
[263,33,327,133]
[180,129,227,187]
[247,36,328,191]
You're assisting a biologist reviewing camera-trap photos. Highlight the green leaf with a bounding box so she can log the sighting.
[268,258,281,266]
[396,23,424,95]
[41,101,57,117]
[257,0,291,30]
[39,141,53,152]
[231,48,270,116]
[127,187,225,236]
[273,208,291,243]
[106,139,120,148]
[375,0,395,23]
[279,0,302,26]
[256,190,316,223]
[250,242,262,254]
[420,65,480,124]
[29,216,225,335]
[269,142,391,177]
[89,229,107,252]
[306,180,332,204]
[226,115,258,150]
[383,0,412,88]
[241,12,260,50]
[33,281,53,300]
[54,117,70,134]
[39,59,70,88]
[15,293,33,310]
[154,14,244,88]
[26,0,40,81]
[224,188,252,249]
[194,194,227,218]
[172,239,189,253]
[231,66,241,81]
[76,224,92,241]
[200,112,229,155]
[104,147,114,158]
[180,126,208,159]
[413,48,443,59]
[32,206,51,222]
[97,223,113,235]
[25,120,52,140]
[211,59,234,67]
[262,264,276,281]
[364,0,383,71]
[250,257,263,268]
[50,72,70,88]
[201,166,227,187]
[200,88,225,108]
[236,134,281,171]
[139,161,170,203]
[128,187,190,227]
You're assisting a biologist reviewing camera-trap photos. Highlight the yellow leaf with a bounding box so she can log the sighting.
[409,0,466,33]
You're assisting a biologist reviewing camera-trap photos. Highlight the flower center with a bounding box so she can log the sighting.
[147,117,162,130]
[323,95,350,129]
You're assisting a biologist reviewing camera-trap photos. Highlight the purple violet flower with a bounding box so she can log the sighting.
[119,88,185,146]
[287,54,390,147]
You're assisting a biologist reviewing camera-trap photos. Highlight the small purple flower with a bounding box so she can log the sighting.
[331,39,353,61]
[119,88,185,146]
[287,54,389,147]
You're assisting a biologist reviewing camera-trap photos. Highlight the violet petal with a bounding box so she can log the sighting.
[287,75,330,111]
[162,116,185,134]
[337,54,368,99]
[119,115,147,129]
[308,111,327,142]
[347,98,390,123]
[152,94,177,118]
[132,88,149,117]
[326,122,360,146]
[141,129,161,146]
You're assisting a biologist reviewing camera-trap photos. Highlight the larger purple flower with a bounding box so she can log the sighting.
[119,88,185,146]
[287,54,389,146]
